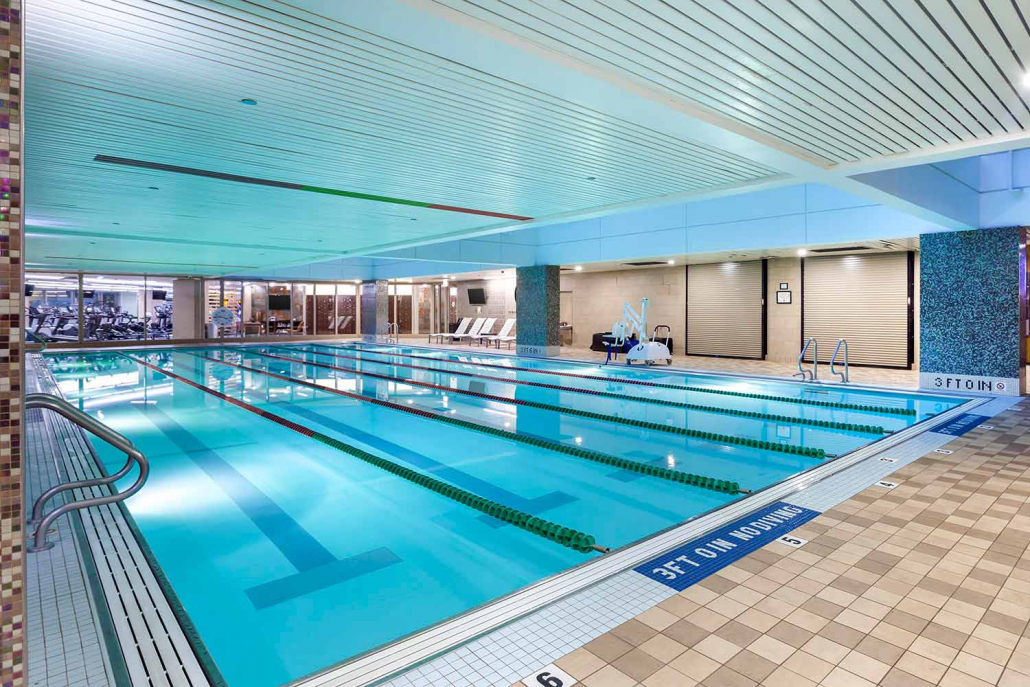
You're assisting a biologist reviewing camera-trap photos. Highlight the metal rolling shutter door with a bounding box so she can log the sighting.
[687,261,763,358]
[804,253,909,367]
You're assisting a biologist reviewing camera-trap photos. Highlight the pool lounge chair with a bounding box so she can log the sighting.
[432,317,478,344]
[477,318,515,347]
[458,317,495,344]
[482,319,516,348]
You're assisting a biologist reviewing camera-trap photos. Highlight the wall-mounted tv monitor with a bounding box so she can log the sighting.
[467,287,487,305]
[152,290,167,301]
[81,290,95,299]
[268,294,292,310]
[24,284,34,297]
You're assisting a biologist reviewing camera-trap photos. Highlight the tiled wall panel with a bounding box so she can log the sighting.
[0,3,23,685]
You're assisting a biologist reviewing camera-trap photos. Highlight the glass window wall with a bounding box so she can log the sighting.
[25,272,80,342]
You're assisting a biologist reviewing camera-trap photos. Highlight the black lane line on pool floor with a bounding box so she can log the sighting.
[120,353,604,554]
[251,349,830,459]
[324,343,917,417]
[126,401,402,610]
[185,350,747,495]
[266,345,886,437]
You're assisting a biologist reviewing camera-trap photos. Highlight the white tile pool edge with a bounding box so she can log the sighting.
[28,354,214,687]
[289,394,987,686]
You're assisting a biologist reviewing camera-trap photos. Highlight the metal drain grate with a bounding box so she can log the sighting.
[30,355,214,687]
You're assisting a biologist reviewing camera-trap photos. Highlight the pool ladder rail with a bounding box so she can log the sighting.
[25,393,149,552]
[383,322,399,344]
[796,338,850,383]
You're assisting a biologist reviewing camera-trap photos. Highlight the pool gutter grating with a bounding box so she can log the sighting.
[29,354,215,687]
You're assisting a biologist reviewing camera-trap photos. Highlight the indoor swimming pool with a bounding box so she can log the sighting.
[43,343,969,687]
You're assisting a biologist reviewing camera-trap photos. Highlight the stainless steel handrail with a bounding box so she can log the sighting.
[26,393,149,552]
[795,338,817,380]
[26,330,48,353]
[385,322,399,344]
[830,339,849,382]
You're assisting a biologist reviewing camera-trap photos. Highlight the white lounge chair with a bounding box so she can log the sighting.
[479,318,515,348]
[433,317,480,344]
[428,317,469,343]
[459,317,495,344]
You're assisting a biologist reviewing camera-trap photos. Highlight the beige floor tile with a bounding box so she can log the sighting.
[950,651,1004,683]
[837,650,891,683]
[938,666,996,687]
[895,650,950,683]
[637,607,680,632]
[584,633,634,663]
[582,664,638,687]
[738,608,780,633]
[782,650,835,682]
[687,607,731,632]
[555,647,607,680]
[801,636,851,665]
[910,635,960,665]
[638,634,687,664]
[762,666,818,687]
[669,649,721,682]
[642,665,697,687]
[693,635,743,664]
[819,666,877,687]
[747,635,796,665]
[657,595,700,619]
[612,648,664,683]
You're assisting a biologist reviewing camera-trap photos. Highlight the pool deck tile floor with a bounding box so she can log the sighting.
[506,401,1030,687]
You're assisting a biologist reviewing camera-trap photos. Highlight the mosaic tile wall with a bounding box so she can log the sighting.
[0,3,23,686]
[920,228,1025,381]
[360,280,388,341]
[515,265,560,354]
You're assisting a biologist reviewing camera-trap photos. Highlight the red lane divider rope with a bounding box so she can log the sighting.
[179,350,746,494]
[119,352,603,554]
[322,343,916,417]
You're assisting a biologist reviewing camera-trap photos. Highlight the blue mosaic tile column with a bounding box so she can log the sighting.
[360,280,388,342]
[516,265,560,357]
[920,227,1026,396]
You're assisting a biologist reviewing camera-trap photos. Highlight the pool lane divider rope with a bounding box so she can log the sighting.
[252,349,840,457]
[268,345,885,436]
[328,343,917,417]
[118,352,605,555]
[181,350,750,495]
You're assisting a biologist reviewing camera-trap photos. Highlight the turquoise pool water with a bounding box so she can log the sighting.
[44,343,967,687]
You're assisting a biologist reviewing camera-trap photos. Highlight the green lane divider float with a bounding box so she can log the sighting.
[269,346,883,436]
[329,343,917,417]
[254,349,848,454]
[121,352,603,554]
[191,351,749,495]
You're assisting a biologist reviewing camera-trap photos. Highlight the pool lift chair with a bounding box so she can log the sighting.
[610,298,672,366]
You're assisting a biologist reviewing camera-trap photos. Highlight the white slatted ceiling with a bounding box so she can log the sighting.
[26,0,779,274]
[803,253,910,368]
[687,261,763,358]
[437,0,1030,164]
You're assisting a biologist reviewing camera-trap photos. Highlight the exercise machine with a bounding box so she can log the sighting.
[607,298,672,365]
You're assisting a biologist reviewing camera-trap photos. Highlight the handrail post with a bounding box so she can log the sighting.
[830,339,849,382]
[25,393,149,552]
[796,338,817,380]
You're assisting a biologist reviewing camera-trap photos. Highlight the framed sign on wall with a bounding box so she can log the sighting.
[776,290,792,304]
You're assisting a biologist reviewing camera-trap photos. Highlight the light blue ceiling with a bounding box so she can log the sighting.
[25,0,781,275]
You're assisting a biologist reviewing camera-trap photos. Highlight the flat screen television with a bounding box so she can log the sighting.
[152,290,167,301]
[81,290,95,299]
[268,294,291,310]
[467,287,487,305]
[24,284,33,297]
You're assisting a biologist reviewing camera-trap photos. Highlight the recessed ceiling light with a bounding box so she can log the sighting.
[797,249,807,257]
[667,259,676,265]
[112,222,120,225]
[147,186,159,190]
[586,176,597,181]
[1023,73,1030,88]
[240,98,258,106]
[574,265,583,271]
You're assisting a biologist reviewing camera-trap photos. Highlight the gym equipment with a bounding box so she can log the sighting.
[607,298,672,366]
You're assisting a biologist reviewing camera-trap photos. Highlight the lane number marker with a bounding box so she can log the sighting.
[934,449,953,455]
[982,425,994,430]
[777,535,808,548]
[878,457,897,463]
[524,665,577,687]
[877,480,898,489]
